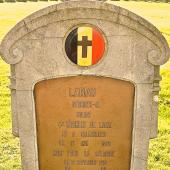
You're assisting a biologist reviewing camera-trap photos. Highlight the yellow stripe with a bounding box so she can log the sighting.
[77,27,92,66]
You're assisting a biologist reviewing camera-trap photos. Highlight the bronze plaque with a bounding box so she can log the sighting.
[34,76,135,170]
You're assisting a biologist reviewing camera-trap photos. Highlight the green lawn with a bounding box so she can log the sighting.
[0,1,170,170]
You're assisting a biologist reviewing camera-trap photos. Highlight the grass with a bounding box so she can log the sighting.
[148,68,170,170]
[0,1,170,170]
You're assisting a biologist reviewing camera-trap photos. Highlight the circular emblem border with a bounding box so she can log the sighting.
[64,24,107,68]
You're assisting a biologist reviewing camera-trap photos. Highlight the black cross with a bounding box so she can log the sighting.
[78,36,92,58]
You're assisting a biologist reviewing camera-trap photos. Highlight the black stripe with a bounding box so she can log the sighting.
[65,28,78,64]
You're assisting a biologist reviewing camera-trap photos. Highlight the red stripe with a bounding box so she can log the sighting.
[92,28,105,64]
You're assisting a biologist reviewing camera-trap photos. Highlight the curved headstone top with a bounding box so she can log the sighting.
[0,0,169,65]
[0,1,170,170]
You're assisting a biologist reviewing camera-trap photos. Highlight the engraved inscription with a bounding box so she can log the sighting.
[69,88,96,97]
[34,76,134,170]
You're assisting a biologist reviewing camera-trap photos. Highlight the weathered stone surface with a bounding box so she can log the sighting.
[0,1,169,170]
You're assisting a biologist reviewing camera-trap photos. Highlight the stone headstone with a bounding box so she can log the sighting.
[0,1,169,170]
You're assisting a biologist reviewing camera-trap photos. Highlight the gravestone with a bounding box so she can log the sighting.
[0,0,169,170]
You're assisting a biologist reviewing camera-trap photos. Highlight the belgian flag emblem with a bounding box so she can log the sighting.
[65,26,105,67]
